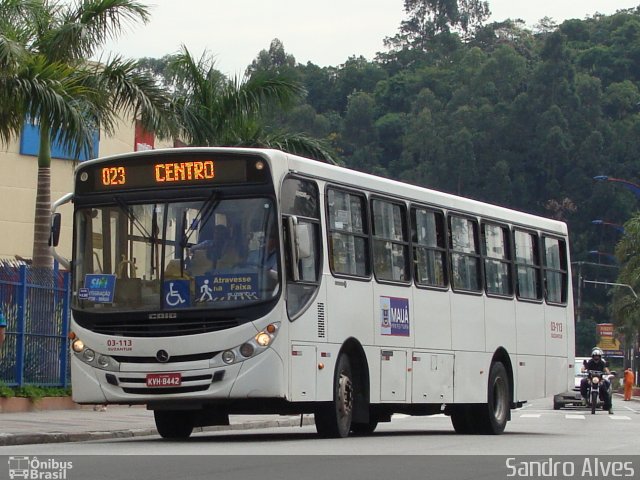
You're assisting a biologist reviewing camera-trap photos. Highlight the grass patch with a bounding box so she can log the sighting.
[0,383,71,400]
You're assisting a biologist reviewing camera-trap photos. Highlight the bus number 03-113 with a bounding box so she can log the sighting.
[102,166,126,186]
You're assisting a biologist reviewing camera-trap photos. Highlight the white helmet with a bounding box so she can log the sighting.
[591,348,603,358]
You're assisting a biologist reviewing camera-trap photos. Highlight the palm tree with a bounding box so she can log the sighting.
[167,46,335,163]
[0,0,175,268]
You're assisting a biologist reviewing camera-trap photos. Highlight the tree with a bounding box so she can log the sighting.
[385,0,490,52]
[245,38,297,78]
[612,213,640,365]
[167,46,334,163]
[0,0,175,268]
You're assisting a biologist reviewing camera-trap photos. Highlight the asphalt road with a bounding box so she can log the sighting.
[2,396,638,454]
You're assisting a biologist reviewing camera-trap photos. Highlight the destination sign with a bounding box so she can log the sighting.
[76,153,269,193]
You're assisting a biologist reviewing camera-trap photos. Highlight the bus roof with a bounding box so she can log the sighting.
[78,147,567,236]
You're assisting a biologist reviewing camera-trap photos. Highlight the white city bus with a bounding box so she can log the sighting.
[51,147,575,438]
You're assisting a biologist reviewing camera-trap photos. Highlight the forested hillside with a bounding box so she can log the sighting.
[250,8,640,265]
[140,5,640,336]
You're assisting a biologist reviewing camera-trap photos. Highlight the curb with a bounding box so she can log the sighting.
[0,415,315,446]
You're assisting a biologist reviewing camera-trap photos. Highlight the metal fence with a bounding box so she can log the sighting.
[0,260,71,387]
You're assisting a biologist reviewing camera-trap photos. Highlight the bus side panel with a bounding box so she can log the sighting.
[451,294,485,352]
[515,355,546,401]
[484,296,516,354]
[544,304,568,358]
[544,303,571,396]
[453,351,492,403]
[545,356,568,397]
[373,283,414,349]
[413,288,452,350]
[515,301,545,355]
[326,276,374,346]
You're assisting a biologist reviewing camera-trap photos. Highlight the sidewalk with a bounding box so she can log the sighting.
[0,405,314,446]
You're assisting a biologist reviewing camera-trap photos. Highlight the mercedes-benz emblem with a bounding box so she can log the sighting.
[156,349,170,363]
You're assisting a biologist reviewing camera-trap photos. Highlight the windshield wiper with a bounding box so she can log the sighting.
[181,191,220,248]
[178,192,220,274]
[114,196,152,239]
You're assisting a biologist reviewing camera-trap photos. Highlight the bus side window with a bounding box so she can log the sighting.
[448,215,482,292]
[411,207,447,288]
[371,199,409,283]
[282,177,322,319]
[327,189,370,278]
[481,222,513,297]
[513,229,542,301]
[542,236,568,304]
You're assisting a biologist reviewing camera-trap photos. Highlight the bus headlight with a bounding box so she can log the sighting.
[72,339,85,353]
[211,323,280,367]
[97,355,111,368]
[82,349,95,362]
[71,337,120,372]
[222,350,236,364]
[255,332,271,347]
[239,343,255,357]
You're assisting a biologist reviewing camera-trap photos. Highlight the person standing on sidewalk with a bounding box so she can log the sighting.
[623,367,635,401]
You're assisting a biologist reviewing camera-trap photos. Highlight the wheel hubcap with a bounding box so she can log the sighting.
[337,372,353,418]
[492,377,507,422]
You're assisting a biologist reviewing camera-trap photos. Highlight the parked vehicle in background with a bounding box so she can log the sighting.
[553,357,589,410]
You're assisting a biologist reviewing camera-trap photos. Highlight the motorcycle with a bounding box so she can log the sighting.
[585,370,616,414]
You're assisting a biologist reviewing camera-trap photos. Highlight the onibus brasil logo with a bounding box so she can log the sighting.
[8,456,73,479]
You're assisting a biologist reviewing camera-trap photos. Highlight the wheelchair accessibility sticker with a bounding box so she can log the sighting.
[163,280,190,308]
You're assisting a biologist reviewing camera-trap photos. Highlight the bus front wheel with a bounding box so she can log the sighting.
[154,410,194,440]
[314,354,354,438]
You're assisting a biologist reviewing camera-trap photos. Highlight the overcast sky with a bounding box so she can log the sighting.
[102,0,640,76]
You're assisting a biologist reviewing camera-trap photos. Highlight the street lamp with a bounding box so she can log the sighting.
[594,176,640,199]
[591,219,625,233]
[588,250,618,264]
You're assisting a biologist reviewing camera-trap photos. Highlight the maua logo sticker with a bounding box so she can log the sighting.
[380,296,410,337]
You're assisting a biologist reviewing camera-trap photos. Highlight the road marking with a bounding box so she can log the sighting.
[609,415,631,420]
[520,414,541,418]
[565,414,585,419]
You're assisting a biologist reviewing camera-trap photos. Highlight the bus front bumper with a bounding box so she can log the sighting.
[71,347,285,405]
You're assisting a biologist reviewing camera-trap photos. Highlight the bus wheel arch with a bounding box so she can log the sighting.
[314,338,370,438]
[491,348,514,410]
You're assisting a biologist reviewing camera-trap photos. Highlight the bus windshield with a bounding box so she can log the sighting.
[72,196,279,312]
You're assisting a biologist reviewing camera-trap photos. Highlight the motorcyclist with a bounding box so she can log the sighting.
[580,348,613,413]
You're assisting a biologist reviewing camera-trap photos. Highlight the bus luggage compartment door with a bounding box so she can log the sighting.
[380,350,407,401]
[290,345,317,401]
[411,351,454,403]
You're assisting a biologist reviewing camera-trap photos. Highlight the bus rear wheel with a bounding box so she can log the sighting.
[315,355,354,438]
[154,410,194,440]
[450,405,478,434]
[351,414,378,436]
[476,361,510,434]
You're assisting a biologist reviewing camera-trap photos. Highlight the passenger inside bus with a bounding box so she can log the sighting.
[191,223,241,271]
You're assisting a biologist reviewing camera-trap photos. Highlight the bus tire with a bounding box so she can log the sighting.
[154,410,194,440]
[450,405,478,434]
[476,361,510,434]
[351,414,378,435]
[314,354,354,438]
